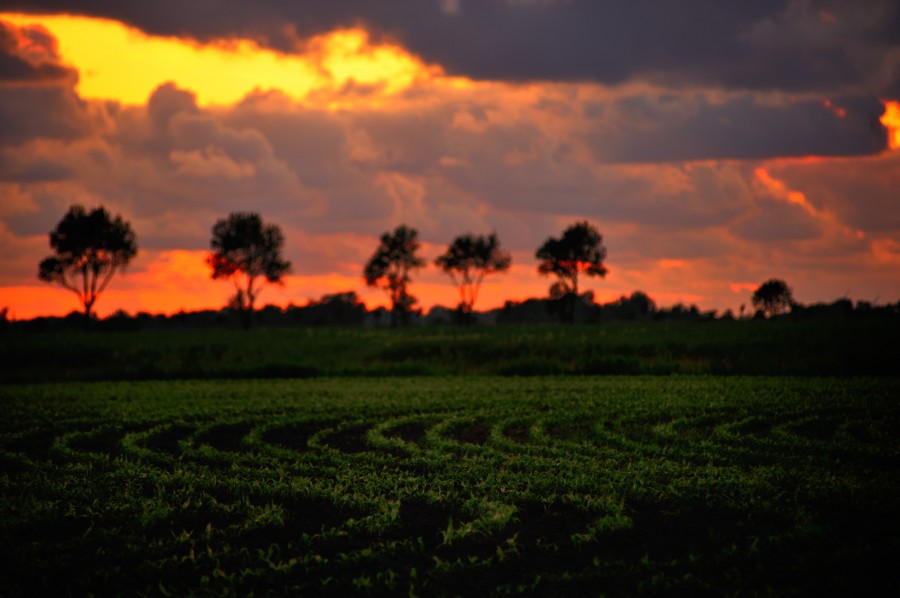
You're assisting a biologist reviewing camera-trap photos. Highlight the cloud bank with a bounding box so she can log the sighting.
[7,0,900,94]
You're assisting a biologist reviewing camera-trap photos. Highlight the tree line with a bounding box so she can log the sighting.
[33,204,844,327]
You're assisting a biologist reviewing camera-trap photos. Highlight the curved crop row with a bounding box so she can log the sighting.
[1,377,898,596]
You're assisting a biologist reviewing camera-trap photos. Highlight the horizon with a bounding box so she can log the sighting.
[6,280,891,324]
[2,4,899,320]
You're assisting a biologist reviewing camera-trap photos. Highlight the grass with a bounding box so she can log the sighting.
[2,318,897,382]
[2,376,898,595]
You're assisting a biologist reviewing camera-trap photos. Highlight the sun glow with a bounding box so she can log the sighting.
[0,13,440,106]
[880,100,900,150]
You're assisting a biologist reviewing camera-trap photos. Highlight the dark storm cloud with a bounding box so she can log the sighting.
[7,0,900,94]
[583,93,888,163]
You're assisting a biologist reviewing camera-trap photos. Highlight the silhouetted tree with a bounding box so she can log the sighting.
[364,225,425,326]
[38,204,137,319]
[435,232,511,323]
[604,291,656,321]
[625,290,656,316]
[301,291,367,326]
[536,220,608,322]
[207,212,291,328]
[752,278,794,317]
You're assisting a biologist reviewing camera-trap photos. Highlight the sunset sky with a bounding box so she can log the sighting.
[1,1,899,319]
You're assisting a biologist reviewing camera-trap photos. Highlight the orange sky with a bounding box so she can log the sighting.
[882,101,900,150]
[1,13,899,320]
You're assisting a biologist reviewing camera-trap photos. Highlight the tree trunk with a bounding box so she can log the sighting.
[570,273,579,324]
[240,306,253,329]
[81,298,95,330]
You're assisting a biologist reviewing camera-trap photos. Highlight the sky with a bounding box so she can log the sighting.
[1,0,899,319]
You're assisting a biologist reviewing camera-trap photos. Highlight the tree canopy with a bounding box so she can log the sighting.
[752,279,794,317]
[535,220,607,321]
[38,204,137,318]
[207,212,291,327]
[435,232,511,321]
[364,225,425,326]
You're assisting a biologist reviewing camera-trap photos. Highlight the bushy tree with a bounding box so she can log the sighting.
[301,291,367,326]
[207,212,291,328]
[536,220,607,322]
[752,278,794,317]
[604,290,657,321]
[38,204,137,318]
[363,225,425,326]
[435,232,511,322]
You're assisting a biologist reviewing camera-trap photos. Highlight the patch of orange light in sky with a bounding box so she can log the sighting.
[0,13,439,106]
[870,238,900,266]
[5,268,549,320]
[729,282,757,294]
[754,167,819,217]
[755,166,868,241]
[880,100,900,150]
[657,259,686,269]
[822,99,846,119]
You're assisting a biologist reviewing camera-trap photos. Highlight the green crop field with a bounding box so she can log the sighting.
[2,375,898,596]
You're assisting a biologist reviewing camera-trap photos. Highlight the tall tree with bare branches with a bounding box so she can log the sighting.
[207,212,291,328]
[435,232,511,323]
[38,205,137,319]
[536,220,608,322]
[364,224,425,326]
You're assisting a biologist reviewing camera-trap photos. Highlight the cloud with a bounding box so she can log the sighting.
[170,147,256,179]
[3,73,893,258]
[731,196,825,241]
[0,20,74,84]
[0,20,103,145]
[582,93,887,163]
[0,217,54,284]
[0,83,106,144]
[764,153,900,233]
[0,150,72,182]
[147,81,199,129]
[6,0,900,95]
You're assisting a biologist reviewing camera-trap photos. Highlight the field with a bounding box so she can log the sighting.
[3,371,899,595]
[2,320,899,595]
[2,318,898,382]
